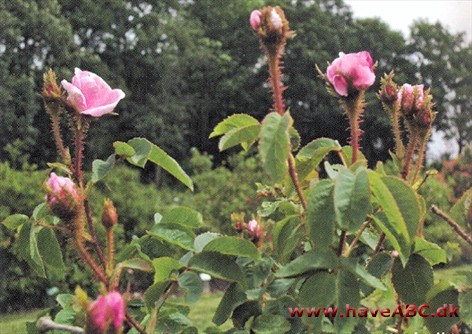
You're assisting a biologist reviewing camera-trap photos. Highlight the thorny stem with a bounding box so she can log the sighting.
[50,114,70,165]
[402,131,418,181]
[74,233,108,284]
[412,135,427,184]
[389,103,404,158]
[268,51,285,116]
[349,114,360,164]
[106,226,115,275]
[84,200,107,271]
[288,153,307,210]
[431,205,472,245]
[373,233,386,256]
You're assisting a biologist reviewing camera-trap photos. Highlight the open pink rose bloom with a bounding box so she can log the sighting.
[61,68,125,117]
[326,51,375,96]
[88,291,125,332]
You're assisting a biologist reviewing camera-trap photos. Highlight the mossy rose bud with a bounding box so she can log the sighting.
[46,172,79,220]
[101,199,118,229]
[61,68,125,117]
[379,72,398,105]
[326,51,375,96]
[87,291,125,334]
[249,10,262,31]
[247,219,261,241]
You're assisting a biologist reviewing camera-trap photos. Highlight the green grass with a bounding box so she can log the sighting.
[0,265,469,333]
[0,310,40,334]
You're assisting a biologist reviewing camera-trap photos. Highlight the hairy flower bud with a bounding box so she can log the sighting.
[234,221,244,233]
[398,84,435,130]
[61,68,125,117]
[325,51,376,97]
[247,219,262,241]
[86,291,125,334]
[42,69,65,116]
[46,172,79,220]
[250,6,293,56]
[102,199,118,229]
[379,72,398,105]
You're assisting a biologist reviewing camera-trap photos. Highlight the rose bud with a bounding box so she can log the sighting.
[378,72,398,105]
[46,172,79,220]
[234,221,245,233]
[326,51,376,97]
[101,199,118,229]
[249,10,262,31]
[61,68,125,117]
[247,219,262,241]
[86,291,125,334]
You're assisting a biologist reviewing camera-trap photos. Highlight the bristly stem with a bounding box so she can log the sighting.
[84,200,107,271]
[72,117,86,187]
[402,130,418,181]
[106,227,115,274]
[349,114,360,164]
[268,52,285,116]
[341,91,365,165]
[431,205,472,245]
[50,114,70,165]
[288,153,307,210]
[412,135,427,184]
[391,103,405,158]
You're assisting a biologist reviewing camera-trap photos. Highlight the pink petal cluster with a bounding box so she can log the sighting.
[247,219,261,239]
[397,84,424,112]
[61,68,125,117]
[250,10,262,31]
[88,291,125,332]
[47,172,78,203]
[326,51,376,96]
[270,9,283,29]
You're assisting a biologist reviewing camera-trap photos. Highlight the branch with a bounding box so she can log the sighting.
[125,310,146,334]
[431,205,472,245]
[37,316,83,333]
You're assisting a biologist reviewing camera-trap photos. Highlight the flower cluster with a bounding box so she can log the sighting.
[397,83,435,130]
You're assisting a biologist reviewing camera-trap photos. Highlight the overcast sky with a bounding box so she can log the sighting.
[344,0,472,160]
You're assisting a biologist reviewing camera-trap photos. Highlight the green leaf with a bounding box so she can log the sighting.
[144,280,170,309]
[333,167,371,231]
[202,237,260,260]
[361,252,393,296]
[259,112,291,182]
[149,224,195,251]
[275,249,338,278]
[54,309,76,326]
[449,187,472,231]
[56,294,74,309]
[413,237,447,266]
[459,290,472,327]
[37,228,65,279]
[2,214,29,230]
[289,127,301,151]
[189,252,246,287]
[424,282,459,333]
[127,138,193,190]
[306,180,335,249]
[152,257,184,282]
[369,172,420,264]
[113,141,136,157]
[210,114,259,138]
[391,254,433,305]
[91,154,116,183]
[47,162,71,175]
[272,215,302,264]
[218,124,260,151]
[297,138,341,161]
[339,257,386,291]
[298,272,336,331]
[147,143,194,191]
[121,258,153,272]
[213,283,247,325]
[160,206,203,229]
[341,146,366,167]
[335,269,360,333]
[252,313,291,334]
[296,138,341,181]
[194,232,220,253]
[178,271,202,303]
[18,222,46,277]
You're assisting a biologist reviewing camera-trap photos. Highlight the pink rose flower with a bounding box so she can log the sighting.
[61,68,125,117]
[88,291,125,332]
[326,51,376,96]
[250,10,262,31]
[46,172,78,203]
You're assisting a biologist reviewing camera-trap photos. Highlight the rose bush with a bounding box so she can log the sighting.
[1,5,470,334]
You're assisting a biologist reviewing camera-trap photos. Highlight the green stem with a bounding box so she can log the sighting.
[412,135,427,184]
[402,131,418,181]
